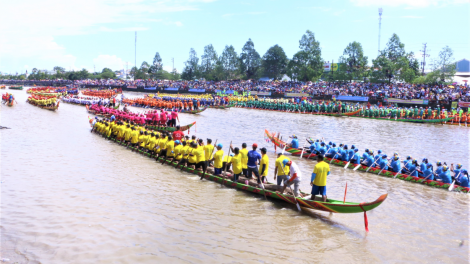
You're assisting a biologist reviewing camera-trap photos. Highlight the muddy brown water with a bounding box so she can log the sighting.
[1,89,469,263]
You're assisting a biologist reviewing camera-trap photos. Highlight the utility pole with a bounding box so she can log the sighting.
[378,8,383,56]
[420,43,430,75]
[172,57,174,72]
[94,64,96,73]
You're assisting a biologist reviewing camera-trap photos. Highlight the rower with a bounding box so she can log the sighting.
[419,158,429,176]
[350,149,361,164]
[279,159,302,197]
[274,153,290,189]
[289,135,299,148]
[204,139,215,167]
[229,147,242,181]
[341,145,349,161]
[437,165,452,184]
[374,150,382,162]
[403,156,413,171]
[435,161,443,175]
[362,149,370,161]
[389,155,402,173]
[451,163,462,180]
[259,147,269,183]
[378,155,389,170]
[318,142,327,155]
[407,159,419,176]
[457,170,469,187]
[310,155,330,202]
[348,145,356,161]
[325,143,337,158]
[422,164,434,180]
[211,143,224,176]
[247,143,262,186]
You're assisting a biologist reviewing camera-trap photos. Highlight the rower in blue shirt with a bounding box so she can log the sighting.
[419,158,428,176]
[437,166,452,184]
[390,156,401,173]
[374,150,382,162]
[289,135,299,148]
[325,143,337,158]
[435,161,443,175]
[350,149,361,164]
[407,159,419,176]
[341,145,349,161]
[309,142,316,154]
[378,155,388,170]
[403,156,412,171]
[318,142,327,155]
[457,170,469,187]
[326,142,332,150]
[451,163,462,179]
[423,164,434,180]
[362,149,370,161]
[348,145,355,161]
[365,153,374,166]
[314,140,321,152]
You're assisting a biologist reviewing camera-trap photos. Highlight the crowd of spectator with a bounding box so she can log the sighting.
[2,79,468,102]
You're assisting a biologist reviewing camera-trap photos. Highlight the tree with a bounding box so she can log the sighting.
[262,44,288,80]
[220,45,239,80]
[432,46,456,83]
[101,68,116,79]
[181,48,199,80]
[200,44,218,80]
[339,41,368,82]
[297,30,323,81]
[239,39,262,79]
[152,52,163,71]
[371,33,408,83]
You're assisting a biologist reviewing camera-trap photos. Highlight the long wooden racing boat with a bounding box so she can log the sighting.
[179,106,207,114]
[27,100,60,111]
[353,115,454,124]
[265,129,470,193]
[147,121,196,132]
[238,104,362,117]
[90,127,387,230]
[208,103,235,109]
[9,86,23,90]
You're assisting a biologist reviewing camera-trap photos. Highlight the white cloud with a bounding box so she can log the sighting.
[350,0,467,7]
[93,55,129,71]
[0,0,215,72]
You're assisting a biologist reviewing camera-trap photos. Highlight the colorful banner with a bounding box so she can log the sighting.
[164,87,179,91]
[323,63,339,72]
[188,88,205,93]
[458,101,470,107]
[250,91,271,96]
[144,87,156,90]
[385,98,429,105]
[284,93,310,97]
[334,95,369,102]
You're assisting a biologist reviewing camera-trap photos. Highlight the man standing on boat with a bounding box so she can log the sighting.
[279,159,302,197]
[274,153,290,189]
[247,143,262,187]
[310,155,330,202]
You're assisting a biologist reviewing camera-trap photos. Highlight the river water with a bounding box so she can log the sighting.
[1,89,469,263]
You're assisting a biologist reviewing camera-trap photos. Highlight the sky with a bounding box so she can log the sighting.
[0,0,469,75]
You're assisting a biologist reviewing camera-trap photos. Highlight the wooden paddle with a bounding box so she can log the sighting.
[221,141,232,186]
[378,160,392,175]
[329,152,338,164]
[280,165,301,211]
[449,172,461,192]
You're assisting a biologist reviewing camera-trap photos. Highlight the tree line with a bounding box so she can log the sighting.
[1,30,457,84]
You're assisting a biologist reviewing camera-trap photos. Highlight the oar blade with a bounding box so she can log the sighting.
[353,164,362,171]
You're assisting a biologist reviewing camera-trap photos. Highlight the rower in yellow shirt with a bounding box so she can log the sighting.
[211,143,224,176]
[204,138,215,166]
[130,127,140,148]
[165,136,175,159]
[187,142,198,169]
[195,139,206,172]
[259,147,269,183]
[274,153,290,188]
[174,140,183,161]
[239,143,249,177]
[229,147,243,181]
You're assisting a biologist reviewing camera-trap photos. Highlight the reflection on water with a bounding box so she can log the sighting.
[1,90,468,263]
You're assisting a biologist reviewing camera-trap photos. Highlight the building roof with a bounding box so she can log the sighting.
[456,59,469,73]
